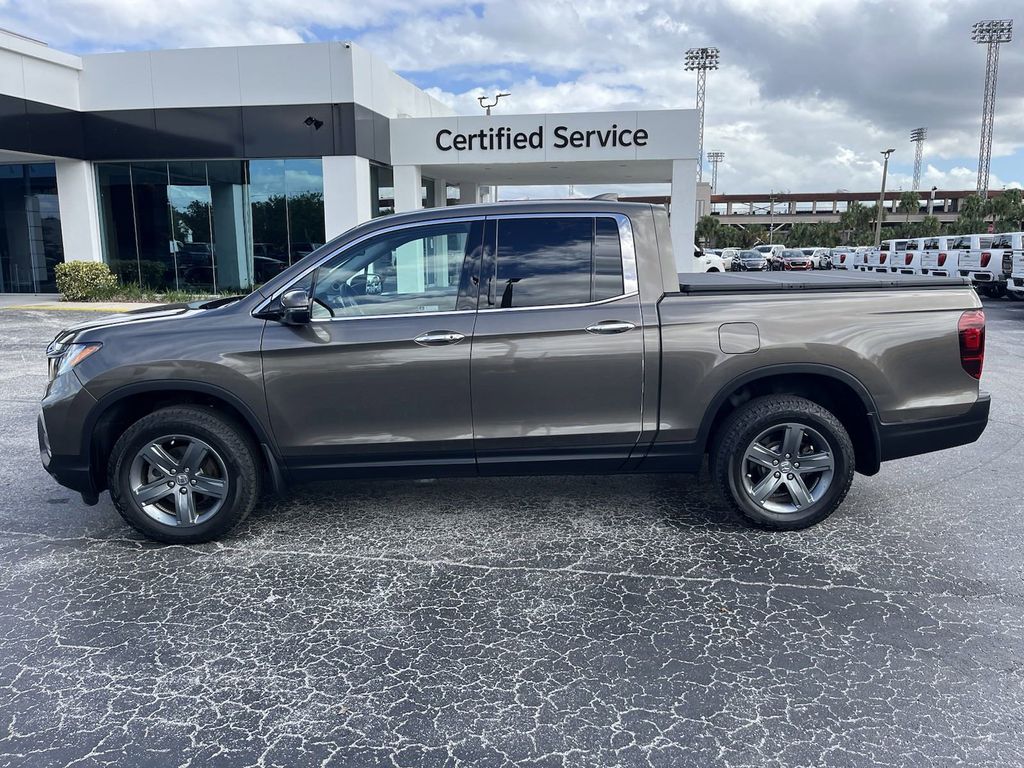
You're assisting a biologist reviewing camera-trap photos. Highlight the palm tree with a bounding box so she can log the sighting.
[695,215,721,247]
[897,190,919,225]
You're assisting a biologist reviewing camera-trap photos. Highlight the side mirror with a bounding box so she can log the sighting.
[279,289,311,325]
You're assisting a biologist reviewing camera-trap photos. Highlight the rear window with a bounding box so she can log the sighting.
[489,217,624,309]
[894,241,909,251]
[924,239,939,250]
[951,237,970,249]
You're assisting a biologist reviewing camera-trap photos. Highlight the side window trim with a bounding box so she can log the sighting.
[480,212,638,312]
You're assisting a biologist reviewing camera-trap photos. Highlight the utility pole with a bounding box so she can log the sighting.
[874,148,895,247]
[684,47,720,183]
[910,127,927,193]
[707,151,725,194]
[971,19,1013,198]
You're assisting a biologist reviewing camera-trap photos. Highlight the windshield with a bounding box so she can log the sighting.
[782,250,803,258]
[754,245,772,253]
[740,250,761,259]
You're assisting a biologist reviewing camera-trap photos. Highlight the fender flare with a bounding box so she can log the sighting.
[695,363,881,470]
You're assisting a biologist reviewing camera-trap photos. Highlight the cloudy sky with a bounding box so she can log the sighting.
[3,0,1022,197]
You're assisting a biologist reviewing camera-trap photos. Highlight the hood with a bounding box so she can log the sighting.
[51,297,242,346]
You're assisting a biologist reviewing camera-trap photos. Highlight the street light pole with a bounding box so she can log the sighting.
[874,148,895,247]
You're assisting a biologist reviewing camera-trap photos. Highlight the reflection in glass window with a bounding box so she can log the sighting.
[0,163,63,293]
[95,158,325,292]
[491,217,594,308]
[311,221,479,318]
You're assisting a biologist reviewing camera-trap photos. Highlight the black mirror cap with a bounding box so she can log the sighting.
[279,289,311,324]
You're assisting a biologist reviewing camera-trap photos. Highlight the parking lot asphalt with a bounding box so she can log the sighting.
[1,299,1023,768]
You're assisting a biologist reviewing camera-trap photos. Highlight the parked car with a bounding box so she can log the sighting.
[959,234,1005,297]
[864,239,908,273]
[753,244,785,270]
[830,247,854,270]
[800,247,831,269]
[996,232,1024,298]
[695,246,727,273]
[40,200,989,543]
[719,248,739,271]
[735,249,770,271]
[920,236,960,277]
[896,238,926,275]
[781,249,813,270]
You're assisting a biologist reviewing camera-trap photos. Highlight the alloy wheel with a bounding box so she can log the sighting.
[739,422,835,514]
[128,435,228,527]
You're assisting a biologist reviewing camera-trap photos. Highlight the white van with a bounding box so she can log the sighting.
[994,232,1024,297]
[957,234,1000,292]
[920,236,960,277]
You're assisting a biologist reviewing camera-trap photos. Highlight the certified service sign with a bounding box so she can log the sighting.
[390,110,695,167]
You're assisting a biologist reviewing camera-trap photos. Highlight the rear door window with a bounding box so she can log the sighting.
[486,217,625,309]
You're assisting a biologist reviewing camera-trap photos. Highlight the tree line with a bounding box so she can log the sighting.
[697,189,1024,248]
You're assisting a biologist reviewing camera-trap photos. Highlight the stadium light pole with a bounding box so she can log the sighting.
[874,148,895,247]
[707,151,725,194]
[684,47,720,182]
[910,127,927,193]
[971,19,1013,198]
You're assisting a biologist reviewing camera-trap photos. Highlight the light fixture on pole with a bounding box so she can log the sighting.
[910,127,927,193]
[707,151,725,194]
[874,148,895,247]
[477,92,511,116]
[971,19,1013,198]
[477,92,510,203]
[684,47,720,182]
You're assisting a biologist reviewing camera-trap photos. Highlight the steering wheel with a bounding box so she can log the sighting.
[314,280,365,317]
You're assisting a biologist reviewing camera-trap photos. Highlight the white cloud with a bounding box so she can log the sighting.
[4,0,1022,192]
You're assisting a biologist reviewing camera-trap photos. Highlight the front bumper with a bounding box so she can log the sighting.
[38,370,99,500]
[877,393,991,462]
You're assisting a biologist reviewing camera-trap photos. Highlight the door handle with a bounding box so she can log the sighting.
[585,320,636,335]
[414,330,466,346]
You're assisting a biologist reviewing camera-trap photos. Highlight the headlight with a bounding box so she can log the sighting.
[47,342,102,380]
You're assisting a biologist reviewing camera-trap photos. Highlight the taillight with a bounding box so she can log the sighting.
[958,309,985,380]
[980,251,991,268]
[880,254,887,264]
[905,254,913,265]
[938,253,947,266]
[840,254,846,263]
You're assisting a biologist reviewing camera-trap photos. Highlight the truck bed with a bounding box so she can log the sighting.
[677,271,970,294]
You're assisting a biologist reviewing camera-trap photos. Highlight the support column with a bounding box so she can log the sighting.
[670,159,698,273]
[54,159,103,263]
[393,165,422,213]
[457,183,481,205]
[431,177,447,209]
[323,156,372,239]
[210,183,249,290]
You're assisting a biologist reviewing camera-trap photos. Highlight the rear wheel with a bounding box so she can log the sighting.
[711,396,855,530]
[108,406,260,543]
[983,284,1007,299]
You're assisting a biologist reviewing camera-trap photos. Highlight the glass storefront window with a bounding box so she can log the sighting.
[96,158,325,292]
[0,163,64,293]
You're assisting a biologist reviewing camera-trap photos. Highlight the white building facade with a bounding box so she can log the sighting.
[0,30,697,293]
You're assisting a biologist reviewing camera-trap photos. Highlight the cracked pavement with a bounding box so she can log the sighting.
[1,300,1023,767]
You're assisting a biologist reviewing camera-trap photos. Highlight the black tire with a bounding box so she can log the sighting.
[108,406,260,543]
[983,284,1007,299]
[711,395,855,530]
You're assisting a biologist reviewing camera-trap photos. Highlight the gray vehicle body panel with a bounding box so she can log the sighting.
[39,200,987,499]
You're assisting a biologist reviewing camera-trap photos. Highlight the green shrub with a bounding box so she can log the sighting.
[54,261,118,301]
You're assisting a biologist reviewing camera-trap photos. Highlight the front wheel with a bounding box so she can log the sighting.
[108,406,260,543]
[711,396,855,529]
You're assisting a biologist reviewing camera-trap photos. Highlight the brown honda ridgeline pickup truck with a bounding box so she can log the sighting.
[40,201,990,543]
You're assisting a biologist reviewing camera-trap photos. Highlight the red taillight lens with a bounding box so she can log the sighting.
[840,254,846,263]
[980,251,991,268]
[958,309,985,380]
[938,253,947,266]
[880,254,887,264]
[905,254,913,265]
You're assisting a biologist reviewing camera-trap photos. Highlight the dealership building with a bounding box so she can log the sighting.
[0,30,697,294]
